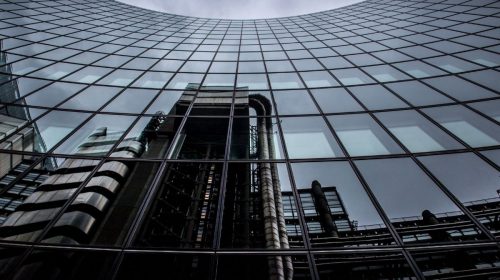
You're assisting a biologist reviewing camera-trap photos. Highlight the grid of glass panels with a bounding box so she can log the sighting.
[0,0,499,279]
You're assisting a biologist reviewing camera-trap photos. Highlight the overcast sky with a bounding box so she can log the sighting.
[115,0,364,19]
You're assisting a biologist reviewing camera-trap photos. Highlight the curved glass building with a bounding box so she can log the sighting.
[0,0,499,279]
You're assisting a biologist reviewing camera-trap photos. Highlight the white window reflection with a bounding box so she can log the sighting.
[328,114,403,156]
[424,105,500,148]
[281,117,343,159]
[390,126,443,152]
[376,110,464,153]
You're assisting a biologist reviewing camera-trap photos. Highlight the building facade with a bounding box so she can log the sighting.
[0,0,499,279]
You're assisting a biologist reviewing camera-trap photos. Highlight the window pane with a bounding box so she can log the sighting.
[481,149,500,167]
[97,69,142,87]
[281,116,343,159]
[331,69,375,86]
[394,61,446,78]
[166,73,203,90]
[102,89,157,114]
[30,62,82,80]
[411,247,500,279]
[299,71,339,88]
[376,110,464,153]
[469,100,500,122]
[419,153,499,215]
[131,72,173,89]
[0,78,50,102]
[269,73,304,89]
[53,114,136,155]
[169,117,228,159]
[273,90,318,115]
[237,73,268,90]
[181,61,211,73]
[328,114,403,156]
[385,81,452,106]
[134,163,223,248]
[350,85,408,110]
[10,249,117,280]
[116,253,211,280]
[218,255,311,280]
[363,65,410,82]
[357,158,461,220]
[315,252,415,279]
[25,82,86,107]
[209,62,237,73]
[266,60,294,72]
[221,163,303,247]
[63,66,113,83]
[59,86,120,111]
[146,90,185,115]
[203,73,235,87]
[423,76,496,101]
[114,115,181,159]
[41,161,161,246]
[238,61,265,73]
[356,158,483,243]
[230,117,285,160]
[292,161,391,247]
[423,105,500,147]
[311,88,363,113]
[34,110,91,152]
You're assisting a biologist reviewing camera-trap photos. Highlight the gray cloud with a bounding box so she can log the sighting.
[115,0,364,19]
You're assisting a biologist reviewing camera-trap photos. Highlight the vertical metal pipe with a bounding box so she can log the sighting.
[267,117,293,280]
[311,180,339,238]
[258,116,284,280]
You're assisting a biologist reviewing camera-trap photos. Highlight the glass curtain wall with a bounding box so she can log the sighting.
[0,0,498,279]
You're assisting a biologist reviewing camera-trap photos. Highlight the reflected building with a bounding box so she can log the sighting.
[0,0,499,279]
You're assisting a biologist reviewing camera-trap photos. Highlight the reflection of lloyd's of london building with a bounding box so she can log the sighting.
[0,84,498,279]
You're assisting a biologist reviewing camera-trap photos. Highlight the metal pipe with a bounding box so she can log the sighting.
[258,115,284,280]
[267,117,293,280]
[311,180,339,238]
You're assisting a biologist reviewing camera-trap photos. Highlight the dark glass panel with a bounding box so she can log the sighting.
[418,153,500,237]
[410,247,500,279]
[10,249,117,280]
[113,115,181,159]
[0,156,96,243]
[218,254,311,280]
[135,162,223,248]
[40,161,160,246]
[230,117,285,160]
[221,163,303,248]
[356,158,486,244]
[116,253,212,280]
[0,154,56,227]
[0,246,26,279]
[315,252,416,280]
[292,161,393,247]
[169,117,228,160]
